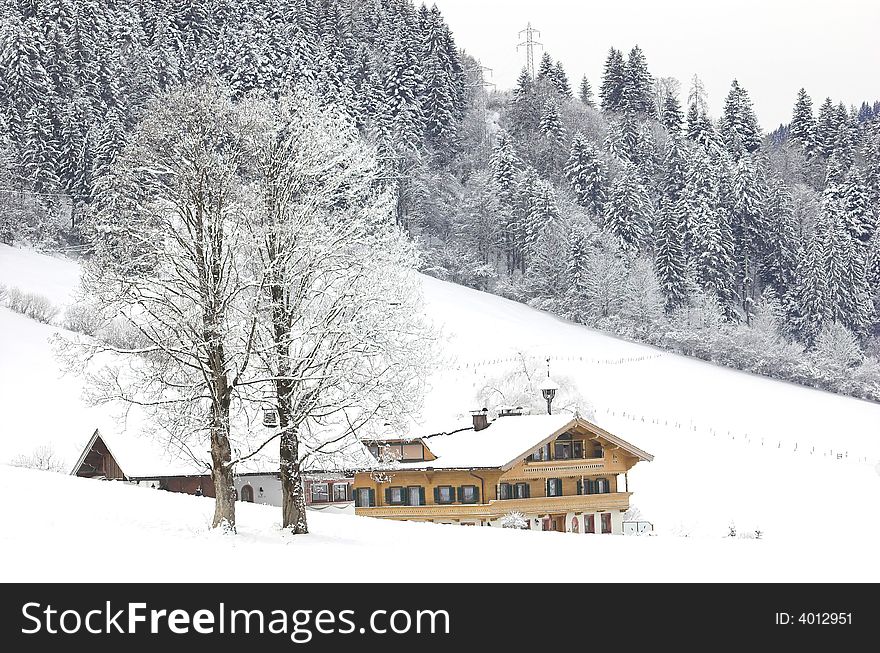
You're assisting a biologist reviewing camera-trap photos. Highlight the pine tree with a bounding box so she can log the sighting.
[605,113,639,163]
[790,233,827,345]
[730,155,769,322]
[21,102,60,194]
[720,79,762,157]
[565,132,606,217]
[524,180,558,268]
[599,47,625,113]
[537,52,554,80]
[578,76,595,108]
[550,61,572,99]
[790,88,816,156]
[655,193,688,312]
[622,45,653,116]
[603,163,653,253]
[760,178,799,295]
[842,167,874,245]
[685,148,735,307]
[510,67,541,135]
[661,94,684,134]
[815,97,839,158]
[539,101,565,147]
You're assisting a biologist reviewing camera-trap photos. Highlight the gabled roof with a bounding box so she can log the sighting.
[387,412,653,471]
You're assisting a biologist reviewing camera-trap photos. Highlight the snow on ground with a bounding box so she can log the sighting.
[2,244,880,580]
[0,464,876,582]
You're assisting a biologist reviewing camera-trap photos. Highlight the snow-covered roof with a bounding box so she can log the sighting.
[385,412,653,470]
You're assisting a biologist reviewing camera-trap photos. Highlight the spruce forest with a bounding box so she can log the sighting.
[2,0,880,401]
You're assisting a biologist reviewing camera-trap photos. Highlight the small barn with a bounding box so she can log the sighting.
[70,428,358,510]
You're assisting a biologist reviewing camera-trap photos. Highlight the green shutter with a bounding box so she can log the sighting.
[385,488,392,505]
[368,488,375,507]
[576,479,582,495]
[433,487,440,504]
[473,485,480,503]
[402,487,410,506]
[419,486,425,506]
[525,483,530,498]
[456,486,462,503]
[354,489,361,507]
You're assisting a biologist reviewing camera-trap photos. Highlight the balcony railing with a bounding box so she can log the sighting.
[356,492,632,518]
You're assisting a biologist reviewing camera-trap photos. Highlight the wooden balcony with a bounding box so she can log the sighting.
[518,456,629,477]
[355,492,632,520]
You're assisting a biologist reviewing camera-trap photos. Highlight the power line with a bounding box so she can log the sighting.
[517,22,542,79]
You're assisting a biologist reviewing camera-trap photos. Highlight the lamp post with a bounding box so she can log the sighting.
[539,358,559,415]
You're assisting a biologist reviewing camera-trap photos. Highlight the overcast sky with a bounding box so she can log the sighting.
[431,0,880,131]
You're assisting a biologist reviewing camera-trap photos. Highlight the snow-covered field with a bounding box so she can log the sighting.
[2,243,880,581]
[0,464,874,582]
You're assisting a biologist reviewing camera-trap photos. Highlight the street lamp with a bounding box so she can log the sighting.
[539,377,559,415]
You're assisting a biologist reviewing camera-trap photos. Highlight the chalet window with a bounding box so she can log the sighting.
[310,482,329,503]
[386,486,406,505]
[529,444,550,462]
[590,443,604,458]
[401,444,425,461]
[547,478,563,497]
[368,445,380,458]
[601,512,612,534]
[407,486,425,506]
[572,441,584,458]
[584,514,595,534]
[554,442,572,459]
[513,482,530,499]
[459,485,479,504]
[597,478,609,494]
[499,483,512,499]
[354,488,375,507]
[332,483,349,502]
[435,486,455,504]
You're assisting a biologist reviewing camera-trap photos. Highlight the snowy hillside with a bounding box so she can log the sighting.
[2,244,880,580]
[0,464,875,582]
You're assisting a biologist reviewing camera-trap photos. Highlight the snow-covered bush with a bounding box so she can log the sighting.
[500,511,529,529]
[9,444,66,473]
[62,303,104,336]
[97,318,152,350]
[4,287,59,324]
[0,282,6,304]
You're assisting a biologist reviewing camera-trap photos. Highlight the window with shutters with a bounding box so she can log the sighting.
[310,482,329,503]
[547,478,563,497]
[435,486,455,504]
[597,478,609,494]
[459,485,479,504]
[499,483,512,499]
[601,512,612,534]
[332,483,349,502]
[387,486,406,505]
[355,488,373,507]
[513,482,530,499]
[407,486,424,506]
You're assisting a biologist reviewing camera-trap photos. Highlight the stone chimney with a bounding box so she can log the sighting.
[471,408,489,431]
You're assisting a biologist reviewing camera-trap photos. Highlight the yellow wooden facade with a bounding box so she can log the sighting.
[352,416,651,532]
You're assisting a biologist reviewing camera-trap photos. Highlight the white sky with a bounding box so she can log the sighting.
[431,0,880,130]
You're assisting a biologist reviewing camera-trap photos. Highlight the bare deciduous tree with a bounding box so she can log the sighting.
[238,91,435,534]
[61,85,262,531]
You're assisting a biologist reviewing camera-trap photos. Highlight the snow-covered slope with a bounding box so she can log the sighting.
[1,244,879,579]
[0,464,875,582]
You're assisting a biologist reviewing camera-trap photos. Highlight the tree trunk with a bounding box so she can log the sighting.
[280,426,308,534]
[211,459,236,531]
[208,375,236,531]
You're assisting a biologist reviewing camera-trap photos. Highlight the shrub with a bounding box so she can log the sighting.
[4,287,59,324]
[62,302,104,336]
[499,511,529,529]
[9,444,65,473]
